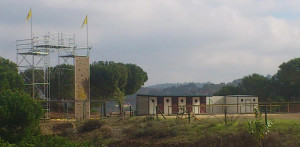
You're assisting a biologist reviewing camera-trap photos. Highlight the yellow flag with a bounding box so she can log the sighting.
[81,15,88,28]
[26,9,32,23]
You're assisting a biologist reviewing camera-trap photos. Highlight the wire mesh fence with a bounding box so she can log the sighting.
[40,100,300,120]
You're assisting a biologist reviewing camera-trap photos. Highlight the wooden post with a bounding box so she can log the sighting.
[188,109,191,123]
[156,106,158,119]
[130,106,132,117]
[270,103,272,114]
[224,109,227,125]
[288,102,290,113]
[66,103,69,122]
[265,106,268,125]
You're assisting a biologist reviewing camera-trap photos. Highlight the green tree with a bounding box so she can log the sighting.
[0,57,24,91]
[90,61,147,117]
[274,58,300,101]
[113,88,126,116]
[90,61,126,117]
[247,108,272,147]
[50,64,74,100]
[124,64,148,95]
[214,85,242,96]
[242,74,272,102]
[0,90,43,143]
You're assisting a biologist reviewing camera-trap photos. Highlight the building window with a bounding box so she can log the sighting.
[241,99,243,102]
[253,99,256,102]
[195,99,198,103]
[181,99,184,103]
[152,100,154,103]
[166,99,169,103]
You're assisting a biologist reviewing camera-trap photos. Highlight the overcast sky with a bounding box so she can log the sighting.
[1,0,300,86]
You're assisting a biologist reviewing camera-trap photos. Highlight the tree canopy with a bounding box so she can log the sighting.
[274,58,300,101]
[215,57,300,102]
[50,64,74,100]
[90,61,147,116]
[0,57,24,91]
[0,90,42,143]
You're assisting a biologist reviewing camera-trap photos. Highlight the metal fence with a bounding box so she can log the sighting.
[40,100,300,120]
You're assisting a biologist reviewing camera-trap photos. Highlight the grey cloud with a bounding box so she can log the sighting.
[1,0,300,86]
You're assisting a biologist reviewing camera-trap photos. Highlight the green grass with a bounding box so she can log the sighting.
[39,114,300,147]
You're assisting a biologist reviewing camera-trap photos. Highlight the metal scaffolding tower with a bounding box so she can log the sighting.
[17,32,90,119]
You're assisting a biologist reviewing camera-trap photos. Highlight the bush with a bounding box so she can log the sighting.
[100,125,113,138]
[0,138,16,147]
[0,90,43,143]
[79,119,105,133]
[17,135,90,147]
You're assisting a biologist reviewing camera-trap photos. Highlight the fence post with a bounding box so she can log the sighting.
[265,105,268,125]
[270,103,272,114]
[188,109,191,123]
[67,103,69,122]
[130,106,132,117]
[224,109,227,125]
[288,102,290,113]
[156,106,158,119]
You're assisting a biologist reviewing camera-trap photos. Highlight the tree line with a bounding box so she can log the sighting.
[10,58,148,116]
[215,58,300,102]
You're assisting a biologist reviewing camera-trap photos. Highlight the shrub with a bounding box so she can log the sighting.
[17,135,90,147]
[79,119,105,133]
[100,125,113,138]
[0,90,43,143]
[0,138,16,147]
[247,108,272,147]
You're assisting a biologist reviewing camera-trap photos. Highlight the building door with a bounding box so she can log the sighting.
[192,97,200,114]
[178,97,186,113]
[245,99,251,113]
[164,97,172,115]
[149,97,157,115]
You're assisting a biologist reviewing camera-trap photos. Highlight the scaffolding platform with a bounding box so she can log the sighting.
[17,32,90,119]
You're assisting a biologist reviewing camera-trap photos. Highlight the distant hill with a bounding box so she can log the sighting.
[136,80,242,96]
[147,82,208,89]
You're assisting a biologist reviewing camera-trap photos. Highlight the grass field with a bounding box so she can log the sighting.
[40,113,300,147]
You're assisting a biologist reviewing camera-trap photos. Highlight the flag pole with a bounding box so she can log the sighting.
[30,8,35,99]
[31,9,32,41]
[86,15,89,54]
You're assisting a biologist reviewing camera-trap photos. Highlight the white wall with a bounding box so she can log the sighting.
[149,97,157,115]
[207,96,259,114]
[164,97,172,115]
[206,96,225,114]
[192,97,200,114]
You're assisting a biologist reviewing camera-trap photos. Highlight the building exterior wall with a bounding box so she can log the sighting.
[74,56,90,120]
[157,97,164,113]
[149,97,157,115]
[206,96,224,114]
[200,96,206,113]
[226,96,258,114]
[192,97,200,114]
[207,96,259,114]
[186,96,193,113]
[136,95,258,115]
[178,97,186,113]
[136,95,149,115]
[164,97,172,115]
[172,97,178,114]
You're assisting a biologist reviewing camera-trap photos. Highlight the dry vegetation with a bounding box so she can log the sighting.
[40,113,300,147]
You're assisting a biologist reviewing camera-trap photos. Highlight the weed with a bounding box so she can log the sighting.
[78,119,105,133]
